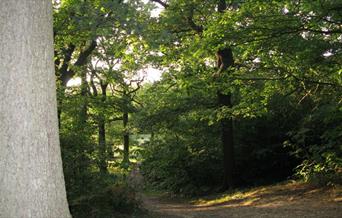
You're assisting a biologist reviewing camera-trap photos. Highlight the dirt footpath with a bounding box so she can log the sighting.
[141,182,342,218]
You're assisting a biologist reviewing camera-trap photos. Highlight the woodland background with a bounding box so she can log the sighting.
[52,0,341,217]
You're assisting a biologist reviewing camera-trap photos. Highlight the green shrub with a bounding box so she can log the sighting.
[295,152,342,186]
[141,136,222,195]
[287,104,342,185]
[69,183,142,218]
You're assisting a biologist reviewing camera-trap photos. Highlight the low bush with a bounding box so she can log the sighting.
[69,183,142,218]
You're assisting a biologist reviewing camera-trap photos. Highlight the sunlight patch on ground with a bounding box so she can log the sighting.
[334,196,342,202]
[192,181,342,209]
[193,189,264,207]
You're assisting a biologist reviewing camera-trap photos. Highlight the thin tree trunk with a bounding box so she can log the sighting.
[98,115,107,173]
[99,82,108,173]
[57,85,66,129]
[90,76,108,173]
[122,112,130,164]
[79,70,88,125]
[0,1,71,217]
[77,70,89,190]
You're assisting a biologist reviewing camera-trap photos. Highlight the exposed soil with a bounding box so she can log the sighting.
[140,182,342,218]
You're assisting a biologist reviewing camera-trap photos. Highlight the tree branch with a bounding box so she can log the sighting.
[58,44,76,86]
[90,71,98,96]
[74,40,97,67]
[59,40,97,86]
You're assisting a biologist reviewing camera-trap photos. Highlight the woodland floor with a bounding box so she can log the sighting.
[137,182,342,218]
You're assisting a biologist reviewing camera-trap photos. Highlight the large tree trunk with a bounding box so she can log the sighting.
[0,1,71,217]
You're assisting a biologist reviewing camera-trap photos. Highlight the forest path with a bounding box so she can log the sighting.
[139,182,342,218]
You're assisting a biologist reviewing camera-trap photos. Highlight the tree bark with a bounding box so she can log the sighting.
[217,0,235,189]
[122,112,130,164]
[79,70,89,125]
[98,115,107,173]
[99,82,108,173]
[0,1,71,217]
[218,90,235,189]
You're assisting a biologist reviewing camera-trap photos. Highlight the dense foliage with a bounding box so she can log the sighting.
[135,0,341,193]
[52,0,341,215]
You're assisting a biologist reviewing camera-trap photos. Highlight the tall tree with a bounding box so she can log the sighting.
[0,1,71,217]
[216,0,235,189]
[148,0,236,189]
[118,80,143,165]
